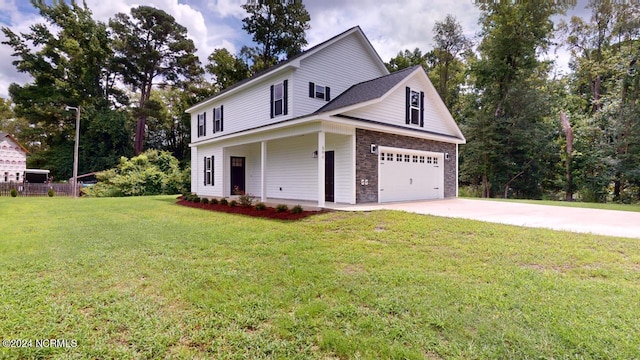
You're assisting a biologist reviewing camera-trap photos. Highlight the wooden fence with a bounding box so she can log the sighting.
[0,182,80,197]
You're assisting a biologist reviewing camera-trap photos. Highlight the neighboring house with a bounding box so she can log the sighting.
[0,132,28,183]
[186,26,465,206]
[0,132,50,184]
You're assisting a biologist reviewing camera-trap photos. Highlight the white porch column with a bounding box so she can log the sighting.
[455,144,459,198]
[317,131,326,207]
[261,141,267,202]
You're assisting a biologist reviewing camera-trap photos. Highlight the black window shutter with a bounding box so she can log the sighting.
[326,87,331,101]
[283,80,288,115]
[212,109,216,134]
[270,85,274,118]
[212,156,214,185]
[203,157,206,186]
[309,82,315,98]
[405,87,411,124]
[420,91,425,127]
[220,105,224,132]
[203,112,207,135]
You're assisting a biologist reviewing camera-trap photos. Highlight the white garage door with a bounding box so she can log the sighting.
[378,146,444,203]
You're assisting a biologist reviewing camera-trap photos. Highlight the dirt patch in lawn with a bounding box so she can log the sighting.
[176,199,327,220]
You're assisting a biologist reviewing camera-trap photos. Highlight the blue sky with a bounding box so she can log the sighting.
[0,0,589,99]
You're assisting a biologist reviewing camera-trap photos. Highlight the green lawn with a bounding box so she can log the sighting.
[1,196,639,359]
[470,197,640,212]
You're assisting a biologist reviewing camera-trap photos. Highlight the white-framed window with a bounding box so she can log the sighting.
[386,153,393,161]
[406,87,424,127]
[214,106,223,133]
[309,82,331,101]
[410,90,420,125]
[419,156,425,163]
[404,154,410,162]
[204,156,214,186]
[197,113,206,137]
[412,155,418,163]
[271,80,288,118]
[433,157,438,165]
[396,154,402,162]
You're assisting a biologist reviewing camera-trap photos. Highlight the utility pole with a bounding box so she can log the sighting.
[65,106,80,198]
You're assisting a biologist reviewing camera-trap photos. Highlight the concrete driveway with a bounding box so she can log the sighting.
[333,198,640,239]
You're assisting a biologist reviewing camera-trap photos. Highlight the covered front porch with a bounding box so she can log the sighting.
[213,122,356,207]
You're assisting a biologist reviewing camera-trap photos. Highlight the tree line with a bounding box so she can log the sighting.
[1,0,639,202]
[388,0,639,203]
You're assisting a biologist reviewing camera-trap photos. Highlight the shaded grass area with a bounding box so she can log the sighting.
[473,197,640,212]
[1,196,639,359]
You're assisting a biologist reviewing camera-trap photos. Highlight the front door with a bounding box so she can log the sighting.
[325,151,335,202]
[230,156,246,195]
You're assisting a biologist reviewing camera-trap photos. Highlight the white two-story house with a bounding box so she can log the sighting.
[187,26,465,206]
[0,132,28,183]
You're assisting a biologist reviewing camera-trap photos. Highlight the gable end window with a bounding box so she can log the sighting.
[204,156,214,186]
[214,106,224,133]
[405,87,424,127]
[308,82,331,101]
[270,80,288,118]
[197,112,206,137]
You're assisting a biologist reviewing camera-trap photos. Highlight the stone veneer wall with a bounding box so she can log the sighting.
[355,128,458,203]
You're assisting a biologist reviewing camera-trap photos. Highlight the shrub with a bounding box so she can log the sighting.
[201,197,209,204]
[255,202,266,210]
[83,150,188,197]
[291,205,304,214]
[238,193,255,207]
[10,188,18,197]
[275,204,288,213]
[219,198,228,206]
[192,196,200,203]
[47,188,55,197]
[229,200,238,207]
[210,198,219,205]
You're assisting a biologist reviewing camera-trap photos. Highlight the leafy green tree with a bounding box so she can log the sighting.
[1,0,125,179]
[429,15,471,110]
[241,0,310,72]
[560,0,640,202]
[462,1,564,198]
[109,6,203,155]
[385,48,427,72]
[206,48,251,91]
[145,86,191,163]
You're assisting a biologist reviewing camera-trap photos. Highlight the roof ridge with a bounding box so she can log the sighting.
[347,65,419,87]
[190,26,365,108]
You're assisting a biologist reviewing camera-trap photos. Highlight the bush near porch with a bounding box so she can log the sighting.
[83,150,189,197]
[1,195,639,359]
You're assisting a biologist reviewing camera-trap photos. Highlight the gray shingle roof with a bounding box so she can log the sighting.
[316,65,420,114]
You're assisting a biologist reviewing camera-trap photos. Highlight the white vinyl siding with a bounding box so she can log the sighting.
[195,145,223,198]
[343,76,459,137]
[293,34,388,116]
[265,135,318,201]
[190,70,294,143]
[325,134,354,204]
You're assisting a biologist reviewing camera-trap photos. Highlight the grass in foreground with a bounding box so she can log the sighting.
[1,196,639,359]
[471,197,640,212]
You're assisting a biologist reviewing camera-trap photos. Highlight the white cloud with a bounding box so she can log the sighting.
[305,0,481,62]
[208,0,246,19]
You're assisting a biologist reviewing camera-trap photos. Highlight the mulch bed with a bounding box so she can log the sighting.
[176,198,327,220]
